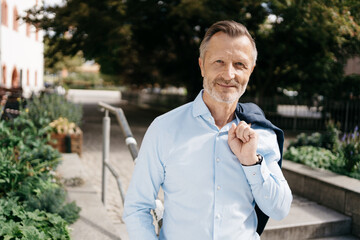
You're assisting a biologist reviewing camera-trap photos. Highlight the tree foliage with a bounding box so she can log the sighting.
[25,0,360,99]
[255,0,360,99]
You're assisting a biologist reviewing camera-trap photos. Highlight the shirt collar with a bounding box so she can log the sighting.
[192,90,241,124]
[192,90,212,118]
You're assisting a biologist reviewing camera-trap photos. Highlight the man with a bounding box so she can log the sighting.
[123,20,292,240]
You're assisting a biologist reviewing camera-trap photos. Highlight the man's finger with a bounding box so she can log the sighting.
[236,123,251,142]
[228,123,237,143]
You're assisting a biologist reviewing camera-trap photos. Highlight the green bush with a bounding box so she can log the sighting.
[288,121,340,152]
[0,198,71,240]
[0,148,25,198]
[340,126,360,172]
[0,105,81,237]
[285,124,360,180]
[284,146,341,170]
[10,175,81,224]
[26,93,83,129]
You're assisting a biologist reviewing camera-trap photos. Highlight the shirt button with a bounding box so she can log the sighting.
[252,172,256,176]
[216,214,221,219]
[216,158,220,163]
[217,186,221,190]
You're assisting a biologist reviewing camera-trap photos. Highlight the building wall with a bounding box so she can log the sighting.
[344,56,360,76]
[1,0,44,97]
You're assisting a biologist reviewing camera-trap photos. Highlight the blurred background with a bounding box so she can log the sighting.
[16,0,360,133]
[1,1,360,239]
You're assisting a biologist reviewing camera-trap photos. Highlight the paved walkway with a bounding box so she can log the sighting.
[78,99,166,235]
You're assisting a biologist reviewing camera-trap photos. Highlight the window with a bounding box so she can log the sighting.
[34,71,37,86]
[1,0,8,26]
[26,22,31,37]
[13,7,18,31]
[11,67,19,88]
[26,69,30,86]
[2,65,6,85]
[35,28,39,41]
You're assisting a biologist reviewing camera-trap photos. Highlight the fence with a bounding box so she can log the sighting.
[122,91,360,133]
[242,96,360,133]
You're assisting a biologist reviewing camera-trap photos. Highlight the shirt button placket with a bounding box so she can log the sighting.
[214,133,222,239]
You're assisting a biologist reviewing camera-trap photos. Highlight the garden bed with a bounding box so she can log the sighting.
[50,131,83,157]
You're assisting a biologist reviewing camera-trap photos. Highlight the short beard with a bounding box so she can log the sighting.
[203,77,245,104]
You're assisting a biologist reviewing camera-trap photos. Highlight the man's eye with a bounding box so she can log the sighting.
[235,62,246,68]
[215,60,224,64]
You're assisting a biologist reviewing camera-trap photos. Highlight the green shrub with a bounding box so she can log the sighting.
[285,124,360,180]
[0,148,25,198]
[284,146,341,170]
[288,121,340,152]
[26,93,83,129]
[340,126,360,172]
[0,198,71,239]
[10,175,81,224]
[0,104,81,235]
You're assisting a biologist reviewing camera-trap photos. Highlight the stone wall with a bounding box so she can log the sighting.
[283,160,360,237]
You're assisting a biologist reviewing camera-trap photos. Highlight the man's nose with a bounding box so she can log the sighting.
[222,64,235,80]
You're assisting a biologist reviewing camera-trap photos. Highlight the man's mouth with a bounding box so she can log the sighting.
[217,82,236,88]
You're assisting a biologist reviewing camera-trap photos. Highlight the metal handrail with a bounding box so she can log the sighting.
[98,101,163,232]
[98,101,139,206]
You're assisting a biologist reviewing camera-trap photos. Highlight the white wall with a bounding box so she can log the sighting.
[1,0,44,97]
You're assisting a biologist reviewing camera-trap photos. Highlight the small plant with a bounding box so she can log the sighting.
[10,175,81,224]
[340,126,360,172]
[26,93,83,129]
[49,117,81,135]
[285,123,360,180]
[284,146,339,170]
[0,198,71,239]
[288,120,340,152]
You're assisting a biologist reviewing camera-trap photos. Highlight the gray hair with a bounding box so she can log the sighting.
[199,20,257,66]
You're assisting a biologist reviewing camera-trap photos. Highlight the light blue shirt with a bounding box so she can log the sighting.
[123,90,292,240]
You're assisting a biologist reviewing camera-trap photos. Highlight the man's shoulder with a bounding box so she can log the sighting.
[152,101,193,126]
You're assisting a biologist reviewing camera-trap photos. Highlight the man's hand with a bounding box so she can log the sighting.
[228,121,258,166]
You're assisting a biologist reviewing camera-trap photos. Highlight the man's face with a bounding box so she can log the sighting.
[199,32,255,104]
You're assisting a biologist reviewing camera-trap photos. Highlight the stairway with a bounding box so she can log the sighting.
[262,195,358,240]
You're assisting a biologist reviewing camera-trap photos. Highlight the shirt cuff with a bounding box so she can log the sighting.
[242,156,271,185]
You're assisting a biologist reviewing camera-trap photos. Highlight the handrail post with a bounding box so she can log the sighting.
[101,110,111,206]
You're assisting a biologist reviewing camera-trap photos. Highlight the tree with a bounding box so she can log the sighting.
[25,0,360,100]
[253,0,360,99]
[44,38,84,74]
[124,0,268,98]
[26,0,133,76]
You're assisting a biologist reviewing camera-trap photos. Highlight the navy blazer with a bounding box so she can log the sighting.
[235,102,284,235]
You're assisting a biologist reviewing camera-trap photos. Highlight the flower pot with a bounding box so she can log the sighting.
[49,129,83,157]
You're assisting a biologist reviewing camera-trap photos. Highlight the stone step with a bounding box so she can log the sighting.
[262,195,354,240]
[311,236,360,240]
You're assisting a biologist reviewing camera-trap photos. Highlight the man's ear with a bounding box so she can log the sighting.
[199,58,204,77]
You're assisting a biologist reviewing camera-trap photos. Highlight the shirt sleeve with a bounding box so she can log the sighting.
[122,119,165,239]
[242,128,293,221]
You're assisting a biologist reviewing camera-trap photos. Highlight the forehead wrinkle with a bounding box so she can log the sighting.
[205,33,254,66]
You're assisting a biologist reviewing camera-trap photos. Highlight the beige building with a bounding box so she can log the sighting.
[1,0,44,97]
